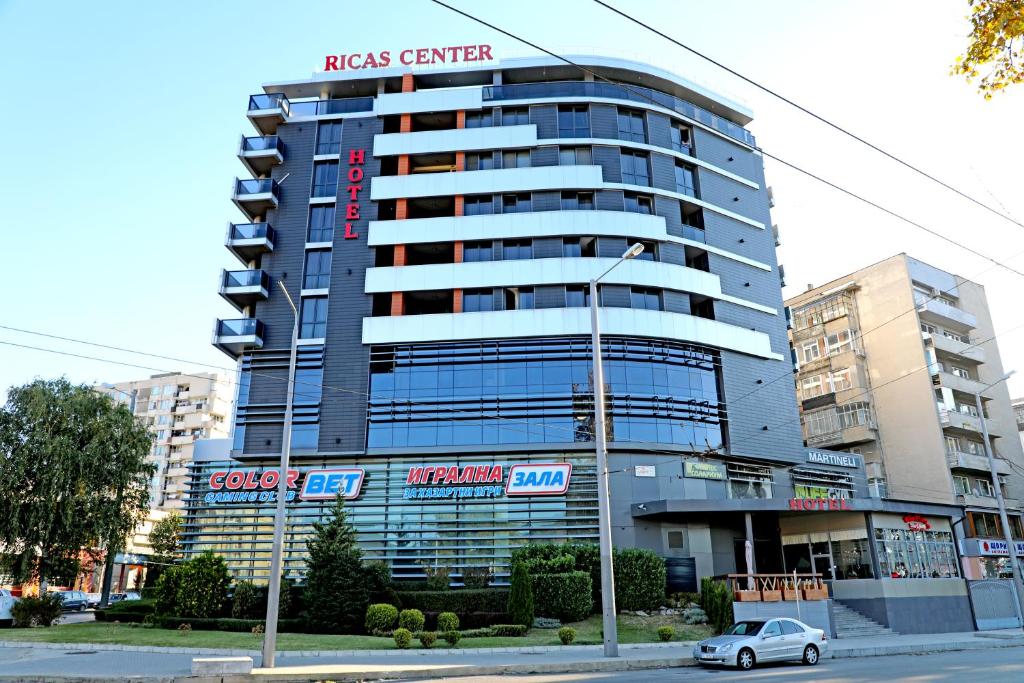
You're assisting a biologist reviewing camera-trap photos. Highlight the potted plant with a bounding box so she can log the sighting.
[801,579,828,601]
[782,578,800,601]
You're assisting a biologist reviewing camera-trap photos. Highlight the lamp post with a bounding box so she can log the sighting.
[589,242,645,658]
[974,369,1024,627]
[262,280,299,668]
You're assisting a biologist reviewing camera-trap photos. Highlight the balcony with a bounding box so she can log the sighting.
[959,493,1022,510]
[947,450,1010,474]
[247,93,288,134]
[928,332,985,364]
[219,269,269,312]
[213,318,265,357]
[934,370,988,397]
[169,435,194,446]
[232,178,280,220]
[288,96,375,117]
[917,297,977,332]
[482,81,756,147]
[805,422,875,449]
[238,135,283,176]
[939,408,983,435]
[226,223,275,263]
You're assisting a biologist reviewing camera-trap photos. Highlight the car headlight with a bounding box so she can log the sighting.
[718,643,733,653]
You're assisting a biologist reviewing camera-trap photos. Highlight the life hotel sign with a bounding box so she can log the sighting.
[324,45,494,71]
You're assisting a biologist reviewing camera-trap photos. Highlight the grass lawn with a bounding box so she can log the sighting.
[0,615,712,650]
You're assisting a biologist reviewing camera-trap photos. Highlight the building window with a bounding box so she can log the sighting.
[308,206,335,243]
[501,107,529,125]
[674,163,697,197]
[565,285,589,307]
[501,193,532,213]
[624,192,653,214]
[464,195,494,215]
[801,340,821,364]
[921,322,938,335]
[465,109,494,128]
[303,250,332,289]
[836,401,872,429]
[953,475,971,495]
[299,297,328,339]
[951,365,970,379]
[977,478,995,497]
[620,151,650,186]
[316,122,343,155]
[502,239,532,260]
[502,149,531,169]
[670,124,692,155]
[616,108,646,143]
[792,293,850,330]
[727,463,773,499]
[875,527,959,578]
[463,288,494,312]
[294,367,323,405]
[830,368,853,392]
[558,105,590,138]
[559,146,592,165]
[465,152,495,171]
[504,287,534,310]
[826,330,855,355]
[291,423,319,450]
[801,374,824,398]
[560,191,594,210]
[635,240,657,261]
[463,240,493,262]
[944,330,970,343]
[630,287,662,311]
[562,237,596,258]
[311,161,339,198]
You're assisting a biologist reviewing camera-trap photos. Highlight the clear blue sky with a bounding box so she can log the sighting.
[1,0,1023,398]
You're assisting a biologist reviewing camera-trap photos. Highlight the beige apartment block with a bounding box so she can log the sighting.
[97,372,232,510]
[785,255,1024,527]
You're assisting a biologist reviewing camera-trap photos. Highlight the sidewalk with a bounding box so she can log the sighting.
[0,630,1021,682]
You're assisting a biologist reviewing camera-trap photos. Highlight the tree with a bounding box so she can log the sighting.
[0,379,154,592]
[303,496,370,633]
[507,561,535,628]
[953,0,1024,98]
[144,512,182,588]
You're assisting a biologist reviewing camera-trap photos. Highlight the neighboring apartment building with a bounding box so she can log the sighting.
[97,372,231,510]
[786,254,1024,582]
[1013,397,1024,454]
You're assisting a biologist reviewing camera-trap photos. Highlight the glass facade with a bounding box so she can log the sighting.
[183,454,598,582]
[875,528,959,578]
[366,336,724,449]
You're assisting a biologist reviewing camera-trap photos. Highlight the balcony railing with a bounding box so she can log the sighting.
[240,135,281,152]
[248,93,286,112]
[226,223,275,264]
[229,222,275,242]
[222,269,269,290]
[216,318,264,338]
[234,178,279,197]
[482,81,756,147]
[288,97,375,117]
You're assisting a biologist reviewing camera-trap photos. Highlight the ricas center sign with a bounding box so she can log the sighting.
[324,45,494,72]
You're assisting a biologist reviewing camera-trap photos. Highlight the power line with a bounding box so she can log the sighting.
[590,0,1024,232]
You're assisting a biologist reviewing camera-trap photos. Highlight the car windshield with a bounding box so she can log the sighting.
[725,621,765,636]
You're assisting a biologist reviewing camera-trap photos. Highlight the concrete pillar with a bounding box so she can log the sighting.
[745,512,757,575]
[865,512,883,579]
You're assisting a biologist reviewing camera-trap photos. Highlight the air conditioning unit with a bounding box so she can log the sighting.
[772,224,781,247]
[767,186,776,209]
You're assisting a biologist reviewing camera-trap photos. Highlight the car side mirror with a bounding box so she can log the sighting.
[759,633,769,640]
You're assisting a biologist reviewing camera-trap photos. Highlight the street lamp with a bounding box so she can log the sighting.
[973,369,1024,628]
[262,280,299,668]
[589,242,644,658]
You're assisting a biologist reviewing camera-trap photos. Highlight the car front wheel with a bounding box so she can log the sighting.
[802,644,819,665]
[737,648,755,670]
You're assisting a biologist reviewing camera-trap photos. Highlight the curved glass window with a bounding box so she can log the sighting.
[367,336,724,449]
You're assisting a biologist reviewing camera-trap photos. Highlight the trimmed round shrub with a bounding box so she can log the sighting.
[393,627,412,649]
[419,631,437,648]
[657,626,674,642]
[490,624,527,637]
[365,603,399,635]
[443,630,461,646]
[399,608,425,632]
[532,571,592,623]
[436,611,459,632]
[558,626,576,645]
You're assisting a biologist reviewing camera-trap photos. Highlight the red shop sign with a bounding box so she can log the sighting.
[788,498,851,511]
[903,514,931,531]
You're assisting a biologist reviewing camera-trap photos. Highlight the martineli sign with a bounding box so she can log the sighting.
[806,450,860,469]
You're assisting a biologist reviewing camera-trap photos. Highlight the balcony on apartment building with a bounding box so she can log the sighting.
[938,407,984,435]
[238,135,284,176]
[946,449,1010,475]
[213,318,265,357]
[247,93,288,134]
[933,369,990,397]
[226,223,276,263]
[925,331,985,364]
[917,296,977,332]
[958,492,1022,510]
[219,269,270,311]
[231,178,280,220]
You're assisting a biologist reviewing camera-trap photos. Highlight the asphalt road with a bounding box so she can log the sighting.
[397,645,1024,683]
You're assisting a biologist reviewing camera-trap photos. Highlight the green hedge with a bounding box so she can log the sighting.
[699,577,734,634]
[395,589,509,614]
[95,599,156,623]
[531,572,592,623]
[156,616,309,633]
[614,549,666,611]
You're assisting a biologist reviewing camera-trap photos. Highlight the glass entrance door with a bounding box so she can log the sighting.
[811,541,835,580]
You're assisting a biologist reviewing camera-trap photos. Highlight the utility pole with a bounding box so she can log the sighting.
[262,280,300,668]
[101,387,136,607]
[975,370,1024,627]
[588,242,644,658]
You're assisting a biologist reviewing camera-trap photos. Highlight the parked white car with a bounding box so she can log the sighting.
[693,618,828,670]
[0,589,18,626]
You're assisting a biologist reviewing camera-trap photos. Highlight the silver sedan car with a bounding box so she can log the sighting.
[693,618,828,670]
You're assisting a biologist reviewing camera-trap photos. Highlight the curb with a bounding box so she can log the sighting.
[831,637,1024,659]
[0,640,693,658]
